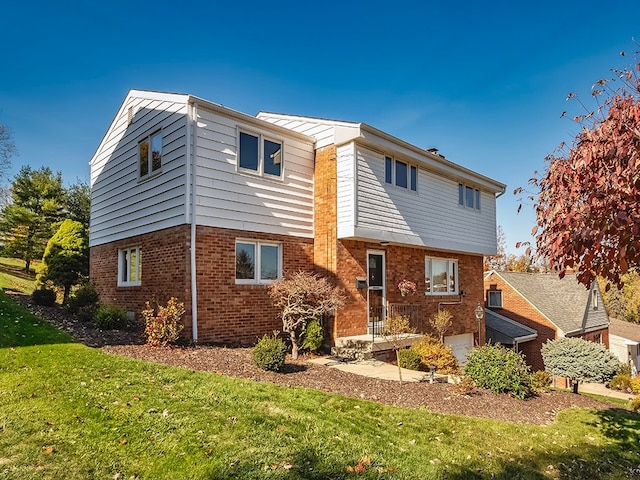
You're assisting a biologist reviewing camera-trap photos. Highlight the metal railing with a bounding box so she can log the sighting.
[369,303,424,340]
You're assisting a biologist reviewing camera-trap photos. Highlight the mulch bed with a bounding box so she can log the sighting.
[9,292,619,426]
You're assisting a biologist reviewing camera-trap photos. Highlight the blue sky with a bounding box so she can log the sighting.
[1,0,638,254]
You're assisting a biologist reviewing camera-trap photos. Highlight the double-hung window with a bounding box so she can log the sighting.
[385,156,417,191]
[487,290,503,308]
[118,247,141,287]
[458,184,480,210]
[425,257,458,294]
[235,240,282,284]
[139,131,162,178]
[238,131,282,178]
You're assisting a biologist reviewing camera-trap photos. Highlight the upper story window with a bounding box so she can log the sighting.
[458,184,480,210]
[239,131,282,178]
[139,131,162,178]
[235,240,282,284]
[488,290,503,308]
[425,257,458,295]
[118,247,141,287]
[385,156,417,191]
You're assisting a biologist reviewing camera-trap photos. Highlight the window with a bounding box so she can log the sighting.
[235,240,281,284]
[385,156,417,191]
[458,183,480,210]
[592,289,598,310]
[425,257,458,294]
[139,131,162,178]
[238,131,282,177]
[118,247,141,286]
[594,332,602,344]
[488,290,503,308]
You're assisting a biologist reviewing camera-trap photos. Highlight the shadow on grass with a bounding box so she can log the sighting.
[198,424,640,479]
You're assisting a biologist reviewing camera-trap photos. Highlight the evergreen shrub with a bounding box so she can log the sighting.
[32,288,56,306]
[253,332,287,372]
[464,344,532,399]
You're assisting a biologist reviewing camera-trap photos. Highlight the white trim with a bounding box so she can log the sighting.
[235,239,283,285]
[189,102,198,343]
[425,256,458,295]
[117,246,142,287]
[487,290,503,308]
[367,249,386,329]
[236,127,285,180]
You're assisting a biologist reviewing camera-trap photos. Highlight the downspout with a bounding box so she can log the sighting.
[187,102,198,343]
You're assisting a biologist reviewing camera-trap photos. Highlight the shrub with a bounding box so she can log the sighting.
[411,335,460,374]
[94,305,129,330]
[630,377,640,394]
[32,288,56,306]
[609,373,632,392]
[253,332,287,372]
[618,362,632,376]
[452,376,477,396]
[301,318,324,353]
[464,344,532,399]
[66,282,99,322]
[628,396,640,412]
[142,298,185,347]
[531,370,552,392]
[397,347,422,371]
[541,337,619,394]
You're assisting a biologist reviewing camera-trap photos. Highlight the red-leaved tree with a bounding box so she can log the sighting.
[519,52,640,290]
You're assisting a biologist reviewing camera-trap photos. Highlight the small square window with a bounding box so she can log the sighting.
[488,290,502,308]
[118,247,141,286]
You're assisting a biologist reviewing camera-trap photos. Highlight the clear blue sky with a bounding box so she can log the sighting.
[1,0,638,254]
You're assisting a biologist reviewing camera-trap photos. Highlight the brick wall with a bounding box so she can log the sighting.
[334,240,485,342]
[89,225,192,335]
[90,224,313,345]
[194,225,314,344]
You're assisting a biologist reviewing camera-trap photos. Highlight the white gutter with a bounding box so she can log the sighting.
[188,102,199,343]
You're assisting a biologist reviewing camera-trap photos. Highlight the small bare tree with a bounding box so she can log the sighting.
[429,309,452,343]
[381,314,416,385]
[268,271,345,359]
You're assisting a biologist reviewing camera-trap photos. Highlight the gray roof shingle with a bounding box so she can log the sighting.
[491,271,609,335]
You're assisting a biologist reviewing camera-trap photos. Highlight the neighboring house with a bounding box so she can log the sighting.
[89,90,505,358]
[483,271,610,371]
[609,318,640,373]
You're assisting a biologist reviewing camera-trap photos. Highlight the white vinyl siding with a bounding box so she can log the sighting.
[193,107,315,238]
[336,143,356,238]
[256,113,337,148]
[90,93,188,246]
[350,145,498,255]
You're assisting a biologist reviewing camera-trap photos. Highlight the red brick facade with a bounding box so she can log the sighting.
[90,224,313,344]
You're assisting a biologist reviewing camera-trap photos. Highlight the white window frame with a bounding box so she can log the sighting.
[458,183,481,210]
[138,130,163,179]
[488,290,503,308]
[237,129,284,179]
[385,155,417,192]
[235,240,282,285]
[425,257,458,295]
[118,247,141,287]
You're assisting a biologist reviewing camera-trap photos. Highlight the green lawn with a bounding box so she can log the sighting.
[1,291,639,479]
[0,257,36,294]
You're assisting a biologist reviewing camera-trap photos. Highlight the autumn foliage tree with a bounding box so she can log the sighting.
[520,53,640,290]
[268,271,345,359]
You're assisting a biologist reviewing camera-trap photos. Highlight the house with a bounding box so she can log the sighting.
[609,318,640,373]
[483,271,610,371]
[89,89,506,360]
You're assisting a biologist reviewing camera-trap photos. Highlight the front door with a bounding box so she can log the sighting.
[367,251,386,335]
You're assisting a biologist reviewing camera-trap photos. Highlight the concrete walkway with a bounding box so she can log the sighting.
[309,356,445,383]
[579,382,635,401]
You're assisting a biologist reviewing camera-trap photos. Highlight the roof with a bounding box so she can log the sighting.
[486,309,537,345]
[609,318,640,342]
[486,271,609,335]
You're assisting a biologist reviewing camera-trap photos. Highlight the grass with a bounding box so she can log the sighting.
[0,257,36,294]
[1,292,640,478]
